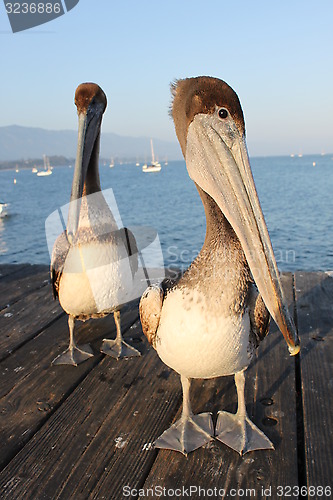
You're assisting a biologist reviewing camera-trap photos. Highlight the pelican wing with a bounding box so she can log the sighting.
[139,272,183,348]
[50,231,70,300]
[139,285,164,348]
[247,284,270,345]
[121,227,139,277]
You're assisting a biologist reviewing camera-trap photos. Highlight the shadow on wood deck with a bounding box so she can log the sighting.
[0,265,332,499]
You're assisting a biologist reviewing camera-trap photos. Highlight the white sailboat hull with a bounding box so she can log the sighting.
[142,139,162,172]
[142,163,161,172]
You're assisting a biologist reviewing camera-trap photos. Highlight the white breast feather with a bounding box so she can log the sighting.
[156,287,252,379]
[58,191,134,316]
[59,242,133,317]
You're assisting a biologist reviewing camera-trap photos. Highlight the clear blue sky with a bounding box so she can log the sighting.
[1,0,332,156]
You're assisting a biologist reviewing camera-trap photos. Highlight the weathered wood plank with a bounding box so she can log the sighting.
[61,351,180,499]
[295,272,333,494]
[0,264,50,311]
[0,264,30,280]
[0,320,179,500]
[139,273,298,499]
[0,306,139,471]
[2,269,330,499]
[0,285,63,361]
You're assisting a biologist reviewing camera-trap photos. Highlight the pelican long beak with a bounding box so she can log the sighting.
[67,103,104,240]
[186,113,300,355]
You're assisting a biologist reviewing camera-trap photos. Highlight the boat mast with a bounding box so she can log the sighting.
[150,138,155,164]
[43,154,50,170]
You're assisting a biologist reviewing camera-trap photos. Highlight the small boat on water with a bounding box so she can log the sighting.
[142,139,161,172]
[109,158,115,168]
[32,166,38,173]
[143,164,161,172]
[37,155,53,176]
[0,201,8,218]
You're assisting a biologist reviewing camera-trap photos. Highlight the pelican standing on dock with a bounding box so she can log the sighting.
[51,83,140,366]
[140,77,300,455]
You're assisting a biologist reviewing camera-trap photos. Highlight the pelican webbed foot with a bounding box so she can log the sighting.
[215,371,274,455]
[100,310,141,359]
[154,411,214,456]
[216,410,274,455]
[52,316,94,366]
[100,338,141,359]
[154,375,214,456]
[52,344,94,366]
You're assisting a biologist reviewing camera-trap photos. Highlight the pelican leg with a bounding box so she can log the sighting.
[100,311,141,359]
[52,315,94,366]
[154,375,214,456]
[215,370,274,455]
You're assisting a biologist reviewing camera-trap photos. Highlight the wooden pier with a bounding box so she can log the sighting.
[0,265,332,499]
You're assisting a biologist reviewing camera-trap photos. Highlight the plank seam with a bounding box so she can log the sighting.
[0,280,50,313]
[0,313,140,476]
[0,353,104,473]
[126,401,183,499]
[0,310,65,363]
[55,317,162,499]
[293,273,308,500]
[0,265,29,281]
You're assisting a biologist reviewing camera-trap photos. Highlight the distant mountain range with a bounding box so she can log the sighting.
[0,125,183,162]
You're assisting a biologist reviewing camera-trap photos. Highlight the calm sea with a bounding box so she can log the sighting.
[0,154,332,271]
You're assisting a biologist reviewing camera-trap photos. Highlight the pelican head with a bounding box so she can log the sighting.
[171,76,300,355]
[67,83,107,240]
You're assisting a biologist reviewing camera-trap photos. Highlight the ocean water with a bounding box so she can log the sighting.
[0,154,333,271]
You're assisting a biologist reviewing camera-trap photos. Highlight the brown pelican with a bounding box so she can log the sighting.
[51,83,140,366]
[139,76,300,455]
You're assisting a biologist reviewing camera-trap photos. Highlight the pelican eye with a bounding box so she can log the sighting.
[218,108,228,119]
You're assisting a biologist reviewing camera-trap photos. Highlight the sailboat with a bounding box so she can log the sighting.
[109,157,115,168]
[142,139,161,172]
[37,155,53,176]
[0,201,8,218]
